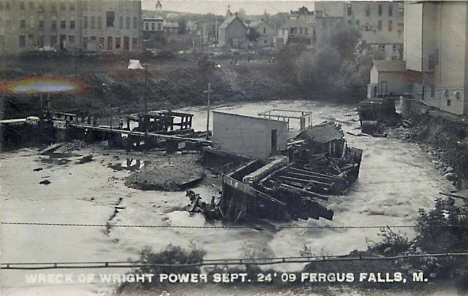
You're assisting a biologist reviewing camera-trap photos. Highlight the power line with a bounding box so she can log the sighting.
[2,221,467,230]
[3,252,468,270]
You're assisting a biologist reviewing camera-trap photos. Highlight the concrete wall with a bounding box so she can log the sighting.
[212,111,288,159]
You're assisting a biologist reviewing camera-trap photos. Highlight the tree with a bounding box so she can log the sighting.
[246,28,261,42]
[178,19,187,34]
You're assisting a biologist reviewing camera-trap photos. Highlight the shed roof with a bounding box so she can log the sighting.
[296,122,344,144]
[372,60,406,72]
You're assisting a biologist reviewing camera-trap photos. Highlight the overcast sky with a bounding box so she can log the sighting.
[142,0,317,15]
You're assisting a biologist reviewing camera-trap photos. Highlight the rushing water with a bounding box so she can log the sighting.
[0,100,454,295]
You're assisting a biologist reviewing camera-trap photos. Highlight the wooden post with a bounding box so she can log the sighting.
[205,83,212,140]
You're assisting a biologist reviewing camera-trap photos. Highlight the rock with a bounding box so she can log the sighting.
[445,166,454,173]
[39,179,51,185]
[78,155,93,164]
[444,172,457,181]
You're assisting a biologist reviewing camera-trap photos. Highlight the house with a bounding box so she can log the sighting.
[404,1,468,115]
[212,111,288,159]
[249,19,276,47]
[163,21,179,34]
[217,15,248,48]
[367,60,411,98]
[275,17,313,48]
[142,16,164,41]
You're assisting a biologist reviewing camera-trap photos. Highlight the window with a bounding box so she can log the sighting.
[29,1,34,10]
[91,16,95,29]
[51,35,57,46]
[51,3,57,12]
[83,16,88,29]
[70,3,75,11]
[304,27,308,35]
[82,36,88,49]
[83,1,88,11]
[106,11,115,27]
[389,4,393,17]
[133,17,137,29]
[99,37,104,48]
[347,4,352,16]
[19,35,26,48]
[299,27,303,35]
[388,20,393,32]
[70,20,75,29]
[115,37,121,49]
[378,4,382,16]
[60,2,66,10]
[20,20,26,29]
[98,16,103,29]
[151,23,155,30]
[132,37,138,49]
[119,16,123,29]
[378,20,382,31]
[51,20,57,29]
[39,20,44,29]
[124,36,129,50]
[38,2,44,12]
[145,23,149,30]
[107,36,113,50]
[447,99,452,106]
[263,27,266,34]
[69,35,75,46]
[356,20,360,27]
[397,23,404,32]
[126,17,130,30]
[61,20,66,29]
[347,20,352,25]
[365,4,370,17]
[365,23,371,31]
[20,1,25,10]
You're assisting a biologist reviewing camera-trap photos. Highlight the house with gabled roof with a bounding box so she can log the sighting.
[218,13,248,48]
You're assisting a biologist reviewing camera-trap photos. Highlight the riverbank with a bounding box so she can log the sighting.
[384,105,468,190]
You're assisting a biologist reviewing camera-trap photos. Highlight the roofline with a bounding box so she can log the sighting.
[213,111,288,124]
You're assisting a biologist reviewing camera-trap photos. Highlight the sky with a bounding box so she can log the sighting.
[142,0,317,16]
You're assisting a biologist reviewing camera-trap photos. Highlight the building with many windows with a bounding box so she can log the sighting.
[275,2,404,60]
[0,0,141,55]
[404,1,468,115]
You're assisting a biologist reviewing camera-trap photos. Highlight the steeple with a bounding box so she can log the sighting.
[226,5,232,17]
[156,1,162,14]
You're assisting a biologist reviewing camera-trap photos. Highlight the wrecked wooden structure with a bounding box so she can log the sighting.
[357,98,400,134]
[218,121,362,223]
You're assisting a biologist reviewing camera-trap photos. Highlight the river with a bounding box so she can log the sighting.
[0,100,454,295]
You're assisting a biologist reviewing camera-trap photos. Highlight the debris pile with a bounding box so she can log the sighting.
[207,122,363,223]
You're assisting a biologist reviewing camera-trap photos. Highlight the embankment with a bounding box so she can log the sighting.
[397,99,468,188]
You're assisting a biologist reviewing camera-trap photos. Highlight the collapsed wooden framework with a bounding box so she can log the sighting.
[219,121,363,223]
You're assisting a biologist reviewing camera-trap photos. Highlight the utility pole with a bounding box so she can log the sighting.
[144,64,148,149]
[205,83,213,139]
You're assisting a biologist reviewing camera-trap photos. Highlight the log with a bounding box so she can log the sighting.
[277,175,331,187]
[280,184,329,201]
[439,192,468,201]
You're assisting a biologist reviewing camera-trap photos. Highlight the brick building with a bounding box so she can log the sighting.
[0,0,141,55]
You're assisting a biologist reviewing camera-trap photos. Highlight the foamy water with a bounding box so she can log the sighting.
[0,100,454,295]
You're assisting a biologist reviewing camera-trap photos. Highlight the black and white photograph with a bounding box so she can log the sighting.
[1,0,468,295]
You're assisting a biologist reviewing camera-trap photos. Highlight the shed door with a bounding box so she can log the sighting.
[271,129,278,153]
